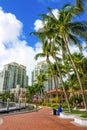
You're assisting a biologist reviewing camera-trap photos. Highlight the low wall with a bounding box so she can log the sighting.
[74,117,87,127]
[60,112,87,127]
[0,118,3,125]
[60,112,76,119]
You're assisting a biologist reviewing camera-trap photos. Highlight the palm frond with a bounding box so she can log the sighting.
[64,6,76,22]
[39,13,56,22]
[68,33,81,45]
[75,0,85,13]
[35,53,45,60]
[72,29,87,41]
[62,3,71,10]
[68,21,87,32]
[68,33,83,51]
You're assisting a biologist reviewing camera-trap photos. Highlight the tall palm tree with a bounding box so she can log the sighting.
[50,43,71,111]
[37,74,46,94]
[37,0,87,110]
[34,37,71,111]
[35,43,60,101]
[57,4,87,110]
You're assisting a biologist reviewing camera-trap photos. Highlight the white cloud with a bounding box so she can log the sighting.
[69,42,87,57]
[0,8,22,45]
[82,42,87,57]
[34,19,44,31]
[52,9,60,19]
[34,9,59,31]
[69,45,80,54]
[0,7,43,85]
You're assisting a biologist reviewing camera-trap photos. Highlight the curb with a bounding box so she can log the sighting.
[0,118,3,125]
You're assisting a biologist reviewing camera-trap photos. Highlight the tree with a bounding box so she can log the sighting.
[33,29,71,111]
[31,0,87,111]
[26,86,36,102]
[38,0,87,110]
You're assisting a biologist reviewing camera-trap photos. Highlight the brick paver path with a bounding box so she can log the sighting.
[0,106,87,130]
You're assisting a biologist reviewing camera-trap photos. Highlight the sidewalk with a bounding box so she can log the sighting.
[0,106,87,130]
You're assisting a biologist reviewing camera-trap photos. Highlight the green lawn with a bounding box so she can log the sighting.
[81,114,87,118]
[64,110,87,118]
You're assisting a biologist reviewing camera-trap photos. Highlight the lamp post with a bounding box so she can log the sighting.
[7,98,10,111]
[33,95,38,112]
[18,99,21,110]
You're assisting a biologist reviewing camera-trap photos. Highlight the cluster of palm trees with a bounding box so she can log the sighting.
[30,0,87,111]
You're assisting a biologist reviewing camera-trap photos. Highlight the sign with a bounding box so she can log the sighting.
[33,95,38,101]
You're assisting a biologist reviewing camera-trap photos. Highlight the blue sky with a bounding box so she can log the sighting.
[0,0,87,84]
[0,0,87,47]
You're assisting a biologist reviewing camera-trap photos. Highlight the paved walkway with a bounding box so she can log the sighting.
[0,106,87,130]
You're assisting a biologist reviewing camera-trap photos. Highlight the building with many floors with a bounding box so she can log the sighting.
[0,62,28,92]
[32,61,49,92]
[32,61,59,93]
[32,61,62,102]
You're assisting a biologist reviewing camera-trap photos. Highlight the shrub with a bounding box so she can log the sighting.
[46,103,52,107]
[50,97,58,103]
[62,102,68,109]
[51,103,59,108]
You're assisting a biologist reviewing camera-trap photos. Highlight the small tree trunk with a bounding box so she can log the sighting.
[46,58,60,107]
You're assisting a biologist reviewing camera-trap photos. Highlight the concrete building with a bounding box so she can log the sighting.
[32,61,61,101]
[0,62,28,92]
[32,61,49,92]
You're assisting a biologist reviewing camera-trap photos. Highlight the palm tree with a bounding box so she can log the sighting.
[31,0,87,110]
[50,44,71,111]
[26,86,36,102]
[37,0,87,110]
[61,1,87,110]
[37,74,47,94]
[35,43,60,101]
[36,73,48,102]
[72,53,87,90]
[32,13,71,111]
[34,33,71,111]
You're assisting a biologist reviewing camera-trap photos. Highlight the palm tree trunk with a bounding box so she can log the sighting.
[63,35,87,111]
[46,58,60,106]
[48,76,52,101]
[53,54,71,112]
[53,75,60,103]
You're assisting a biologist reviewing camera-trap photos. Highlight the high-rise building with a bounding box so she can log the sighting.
[32,61,49,92]
[0,62,28,92]
[32,61,60,94]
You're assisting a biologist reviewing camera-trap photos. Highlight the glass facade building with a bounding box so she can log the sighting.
[0,62,28,92]
[32,61,49,92]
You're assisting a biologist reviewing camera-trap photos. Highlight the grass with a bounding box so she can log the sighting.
[70,110,87,114]
[81,114,87,118]
[63,109,87,118]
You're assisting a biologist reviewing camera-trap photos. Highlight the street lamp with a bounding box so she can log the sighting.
[7,98,10,111]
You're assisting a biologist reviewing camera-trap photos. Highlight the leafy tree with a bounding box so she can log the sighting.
[37,0,87,110]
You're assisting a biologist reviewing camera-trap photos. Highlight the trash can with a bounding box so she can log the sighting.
[58,107,62,115]
[53,108,56,115]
